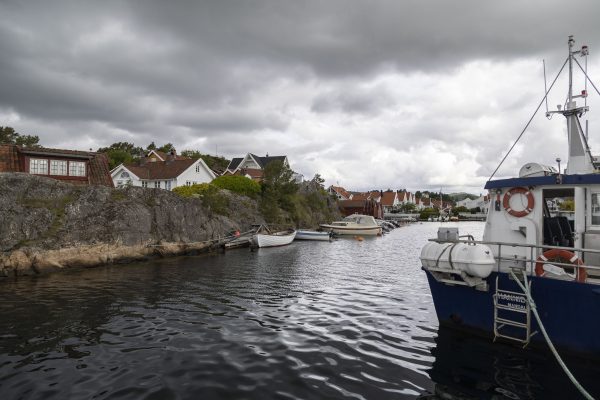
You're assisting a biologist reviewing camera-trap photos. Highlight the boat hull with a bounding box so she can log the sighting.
[425,270,600,357]
[319,225,382,236]
[253,231,296,248]
[295,230,330,241]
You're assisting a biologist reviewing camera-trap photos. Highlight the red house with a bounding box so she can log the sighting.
[0,144,113,187]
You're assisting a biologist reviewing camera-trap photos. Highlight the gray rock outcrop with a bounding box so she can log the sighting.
[0,173,264,276]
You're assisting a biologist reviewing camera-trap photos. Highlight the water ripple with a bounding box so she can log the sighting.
[5,222,596,399]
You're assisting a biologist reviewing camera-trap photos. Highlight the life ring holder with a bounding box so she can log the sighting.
[535,248,587,283]
[503,187,534,218]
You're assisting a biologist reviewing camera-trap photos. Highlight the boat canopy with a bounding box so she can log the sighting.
[485,174,600,190]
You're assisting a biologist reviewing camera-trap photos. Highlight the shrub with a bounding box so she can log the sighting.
[211,175,261,198]
[172,183,229,215]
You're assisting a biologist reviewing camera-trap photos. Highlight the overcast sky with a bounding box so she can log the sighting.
[1,1,600,193]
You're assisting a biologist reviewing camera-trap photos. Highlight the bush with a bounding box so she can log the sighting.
[172,183,229,215]
[211,175,261,198]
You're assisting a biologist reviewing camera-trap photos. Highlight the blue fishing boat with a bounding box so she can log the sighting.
[420,36,600,395]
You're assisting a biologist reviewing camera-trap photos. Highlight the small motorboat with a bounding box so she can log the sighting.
[320,214,382,236]
[252,227,296,248]
[295,230,331,241]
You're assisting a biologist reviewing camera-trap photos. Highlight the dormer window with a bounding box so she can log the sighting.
[69,161,86,177]
[29,158,48,174]
[50,160,68,175]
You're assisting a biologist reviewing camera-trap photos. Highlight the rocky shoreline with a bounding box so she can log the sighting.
[0,173,267,277]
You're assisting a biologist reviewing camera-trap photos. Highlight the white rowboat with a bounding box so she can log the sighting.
[253,230,296,248]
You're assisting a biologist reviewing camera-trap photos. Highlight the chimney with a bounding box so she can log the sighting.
[139,150,147,165]
[167,148,176,163]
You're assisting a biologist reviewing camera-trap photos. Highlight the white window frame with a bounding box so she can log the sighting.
[154,181,160,189]
[50,160,68,176]
[29,158,48,175]
[142,181,148,188]
[69,161,86,177]
[165,180,171,190]
[588,189,600,228]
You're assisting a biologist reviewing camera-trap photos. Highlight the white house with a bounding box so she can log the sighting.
[224,152,303,182]
[456,194,490,213]
[111,150,216,190]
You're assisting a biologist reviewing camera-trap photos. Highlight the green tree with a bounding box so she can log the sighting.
[311,174,325,190]
[260,161,298,222]
[157,143,174,153]
[212,175,261,198]
[0,126,40,147]
[180,149,230,172]
[97,142,143,169]
[400,203,416,213]
[452,206,469,216]
[146,142,157,150]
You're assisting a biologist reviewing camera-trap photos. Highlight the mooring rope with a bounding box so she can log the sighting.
[509,270,595,400]
[487,57,569,182]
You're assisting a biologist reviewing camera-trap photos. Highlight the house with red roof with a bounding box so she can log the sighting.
[328,185,352,200]
[110,149,215,190]
[0,144,113,187]
[379,190,400,213]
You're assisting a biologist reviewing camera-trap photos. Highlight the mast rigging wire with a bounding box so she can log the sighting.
[487,57,569,182]
[574,57,600,98]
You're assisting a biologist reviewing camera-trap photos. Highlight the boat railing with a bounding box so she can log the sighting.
[429,237,600,279]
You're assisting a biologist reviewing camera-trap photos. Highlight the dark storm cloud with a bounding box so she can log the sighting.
[1,0,600,190]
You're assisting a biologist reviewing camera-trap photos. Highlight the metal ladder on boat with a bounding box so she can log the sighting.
[493,271,537,346]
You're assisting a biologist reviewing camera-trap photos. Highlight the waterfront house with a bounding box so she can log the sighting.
[328,185,353,200]
[0,144,113,187]
[338,198,383,219]
[380,190,400,213]
[110,149,215,190]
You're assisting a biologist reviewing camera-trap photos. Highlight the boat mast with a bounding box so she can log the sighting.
[560,36,594,174]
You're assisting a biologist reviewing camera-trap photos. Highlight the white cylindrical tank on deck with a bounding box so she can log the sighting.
[420,241,495,278]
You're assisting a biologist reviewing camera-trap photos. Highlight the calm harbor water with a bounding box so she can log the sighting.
[1,221,599,399]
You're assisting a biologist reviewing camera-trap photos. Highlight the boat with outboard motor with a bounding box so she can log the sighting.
[320,214,382,236]
[420,37,600,361]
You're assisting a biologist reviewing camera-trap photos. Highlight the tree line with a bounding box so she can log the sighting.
[96,141,230,171]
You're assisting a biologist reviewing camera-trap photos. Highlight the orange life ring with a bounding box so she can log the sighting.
[535,248,587,283]
[503,187,534,217]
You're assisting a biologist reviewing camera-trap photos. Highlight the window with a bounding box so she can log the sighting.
[142,181,148,188]
[120,171,130,179]
[29,158,48,174]
[154,181,160,188]
[592,192,600,225]
[196,164,201,173]
[186,181,191,186]
[69,161,86,177]
[165,180,171,190]
[50,160,68,175]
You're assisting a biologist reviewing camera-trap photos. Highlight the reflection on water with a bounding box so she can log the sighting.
[0,222,599,399]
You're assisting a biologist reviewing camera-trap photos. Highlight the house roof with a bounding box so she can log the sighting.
[250,154,287,168]
[241,168,263,178]
[226,157,243,171]
[351,193,369,201]
[227,153,287,172]
[397,192,407,201]
[380,191,397,206]
[147,150,188,161]
[123,159,197,180]
[330,185,350,198]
